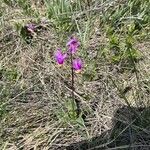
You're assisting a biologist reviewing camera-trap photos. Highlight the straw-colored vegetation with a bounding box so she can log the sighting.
[0,0,150,149]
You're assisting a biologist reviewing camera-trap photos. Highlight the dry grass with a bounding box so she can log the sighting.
[0,0,150,150]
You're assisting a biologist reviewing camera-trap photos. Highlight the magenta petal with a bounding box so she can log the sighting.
[55,49,67,65]
[73,58,83,71]
[67,37,80,53]
[67,38,77,46]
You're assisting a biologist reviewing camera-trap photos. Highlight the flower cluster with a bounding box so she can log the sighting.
[54,37,83,73]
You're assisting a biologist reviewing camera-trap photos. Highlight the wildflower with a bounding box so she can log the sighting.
[26,23,36,33]
[54,49,67,65]
[67,37,80,53]
[73,58,83,73]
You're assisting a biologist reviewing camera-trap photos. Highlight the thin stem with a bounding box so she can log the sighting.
[70,52,75,118]
[70,52,75,99]
[70,52,80,117]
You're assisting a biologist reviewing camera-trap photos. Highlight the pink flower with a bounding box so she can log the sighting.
[54,49,67,65]
[26,24,36,33]
[67,37,80,53]
[73,58,83,73]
